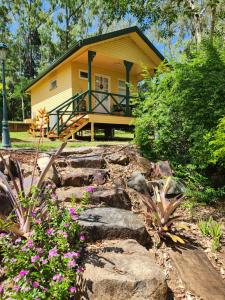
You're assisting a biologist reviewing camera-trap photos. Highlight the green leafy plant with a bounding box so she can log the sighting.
[0,185,88,299]
[198,217,223,251]
[142,177,186,244]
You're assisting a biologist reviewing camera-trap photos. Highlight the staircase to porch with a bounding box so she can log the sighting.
[47,89,134,141]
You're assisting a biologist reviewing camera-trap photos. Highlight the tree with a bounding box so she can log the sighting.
[134,38,225,167]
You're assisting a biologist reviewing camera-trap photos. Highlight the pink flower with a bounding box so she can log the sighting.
[71,214,78,221]
[69,208,76,215]
[68,260,76,268]
[13,285,20,292]
[76,268,82,273]
[63,251,79,259]
[15,238,21,244]
[69,286,77,293]
[19,270,29,277]
[58,230,68,238]
[32,281,39,288]
[48,248,58,258]
[21,245,27,251]
[0,233,6,237]
[36,247,43,254]
[41,258,48,265]
[31,255,40,263]
[79,234,85,241]
[47,228,54,235]
[64,223,69,228]
[0,285,4,293]
[26,240,33,248]
[34,219,41,225]
[53,273,63,282]
[31,211,36,217]
[87,186,94,193]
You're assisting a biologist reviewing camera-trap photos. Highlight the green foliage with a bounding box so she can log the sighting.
[198,217,223,251]
[175,164,225,204]
[135,39,225,168]
[0,187,85,299]
[210,116,225,167]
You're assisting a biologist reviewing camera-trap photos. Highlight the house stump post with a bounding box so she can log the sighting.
[88,51,96,113]
[124,60,133,116]
[91,122,95,142]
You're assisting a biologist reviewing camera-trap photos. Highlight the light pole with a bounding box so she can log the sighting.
[0,43,11,148]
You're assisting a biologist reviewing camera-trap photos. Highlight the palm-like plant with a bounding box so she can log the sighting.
[0,143,66,236]
[142,177,186,244]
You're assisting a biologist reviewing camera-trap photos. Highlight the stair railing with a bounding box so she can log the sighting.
[48,90,88,136]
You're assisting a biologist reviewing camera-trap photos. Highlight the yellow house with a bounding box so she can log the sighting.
[25,26,164,141]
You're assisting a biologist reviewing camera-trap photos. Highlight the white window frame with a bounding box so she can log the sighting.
[79,69,88,80]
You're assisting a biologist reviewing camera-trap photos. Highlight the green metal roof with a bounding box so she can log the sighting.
[24,26,165,91]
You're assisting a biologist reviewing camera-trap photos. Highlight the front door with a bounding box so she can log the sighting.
[94,75,110,113]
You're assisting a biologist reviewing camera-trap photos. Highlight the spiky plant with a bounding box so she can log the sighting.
[0,143,66,236]
[142,177,186,244]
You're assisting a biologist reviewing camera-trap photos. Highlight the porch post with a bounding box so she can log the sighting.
[123,60,133,116]
[88,50,96,112]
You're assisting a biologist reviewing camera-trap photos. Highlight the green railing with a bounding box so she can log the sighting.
[47,90,136,136]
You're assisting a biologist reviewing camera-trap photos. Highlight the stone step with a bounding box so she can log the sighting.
[78,207,151,247]
[57,156,106,169]
[60,168,109,187]
[80,239,167,300]
[170,247,225,300]
[56,187,131,210]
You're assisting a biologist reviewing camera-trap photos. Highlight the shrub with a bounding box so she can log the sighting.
[210,116,225,167]
[0,185,88,299]
[134,38,225,168]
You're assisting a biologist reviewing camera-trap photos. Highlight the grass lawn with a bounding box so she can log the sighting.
[7,130,134,151]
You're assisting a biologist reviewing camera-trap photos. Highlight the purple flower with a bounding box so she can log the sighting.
[36,247,43,254]
[53,273,63,282]
[32,281,39,288]
[87,186,94,193]
[26,240,34,248]
[68,260,76,268]
[21,245,27,252]
[0,285,4,293]
[51,193,58,201]
[13,285,20,292]
[0,233,6,237]
[11,258,17,263]
[31,255,40,263]
[58,230,68,238]
[69,286,77,293]
[79,234,85,241]
[48,248,58,258]
[71,214,78,221]
[64,223,69,228]
[47,228,54,235]
[41,258,48,265]
[69,208,76,215]
[31,211,36,217]
[15,238,21,244]
[19,270,29,277]
[63,251,78,259]
[76,268,82,273]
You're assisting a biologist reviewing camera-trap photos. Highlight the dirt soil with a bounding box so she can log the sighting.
[1,145,225,300]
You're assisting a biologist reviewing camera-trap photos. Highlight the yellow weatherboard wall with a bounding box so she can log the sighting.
[28,29,163,118]
[31,63,72,117]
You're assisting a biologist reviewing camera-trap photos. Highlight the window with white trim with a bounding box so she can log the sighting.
[79,70,88,80]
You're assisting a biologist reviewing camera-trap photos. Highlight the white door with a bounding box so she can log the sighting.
[94,75,110,113]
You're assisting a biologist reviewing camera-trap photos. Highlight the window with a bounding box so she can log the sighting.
[50,80,57,90]
[79,70,88,80]
[118,80,126,104]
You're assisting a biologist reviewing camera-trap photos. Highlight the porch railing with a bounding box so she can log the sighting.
[47,89,136,136]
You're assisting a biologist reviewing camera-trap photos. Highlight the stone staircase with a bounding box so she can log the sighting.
[53,147,168,300]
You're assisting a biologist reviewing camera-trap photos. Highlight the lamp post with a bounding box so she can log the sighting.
[0,43,11,148]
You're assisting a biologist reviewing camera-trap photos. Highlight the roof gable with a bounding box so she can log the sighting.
[25,26,164,91]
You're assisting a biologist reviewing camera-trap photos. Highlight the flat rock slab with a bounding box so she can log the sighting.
[78,207,150,246]
[60,169,109,187]
[80,239,167,300]
[68,156,106,169]
[56,187,131,210]
[60,147,94,156]
[106,153,129,165]
[170,247,225,300]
